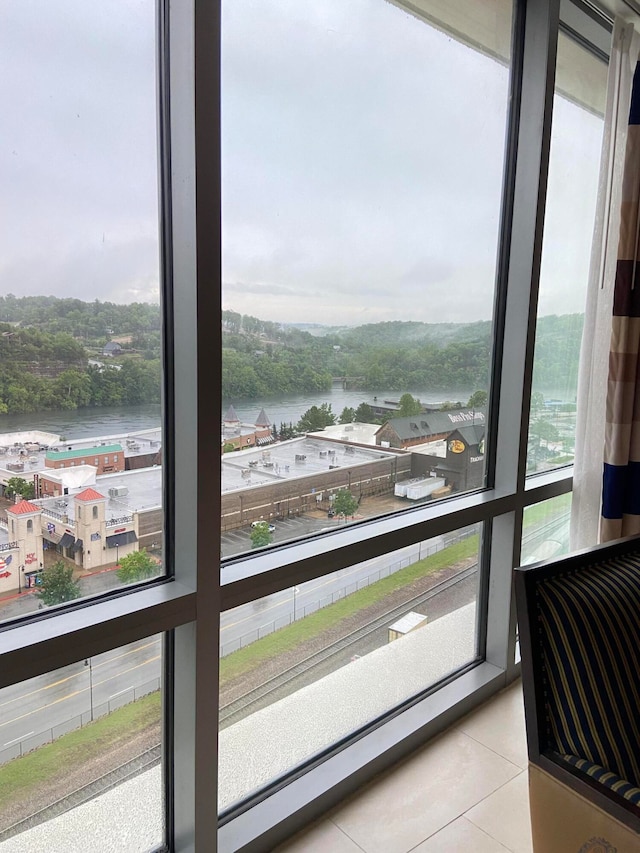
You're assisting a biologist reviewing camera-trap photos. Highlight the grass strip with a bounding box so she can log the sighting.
[0,690,160,810]
[221,535,478,686]
[522,492,571,527]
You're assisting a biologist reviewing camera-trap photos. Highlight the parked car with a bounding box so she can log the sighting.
[250,520,275,533]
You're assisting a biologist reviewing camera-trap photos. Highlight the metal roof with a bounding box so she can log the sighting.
[45,444,123,462]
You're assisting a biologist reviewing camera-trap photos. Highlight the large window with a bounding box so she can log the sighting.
[527,30,607,474]
[0,1,619,851]
[220,0,513,558]
[0,0,165,624]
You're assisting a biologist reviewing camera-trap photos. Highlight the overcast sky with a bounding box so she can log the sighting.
[1,0,604,326]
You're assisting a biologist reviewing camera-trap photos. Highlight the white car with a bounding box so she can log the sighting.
[250,521,275,533]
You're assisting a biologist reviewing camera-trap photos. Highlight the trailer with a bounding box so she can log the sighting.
[404,477,446,500]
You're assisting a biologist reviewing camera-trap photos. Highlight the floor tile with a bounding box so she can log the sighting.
[412,816,512,852]
[456,681,528,769]
[466,770,532,853]
[330,729,521,853]
[274,818,364,852]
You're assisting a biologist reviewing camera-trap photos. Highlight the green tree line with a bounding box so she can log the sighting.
[0,296,583,412]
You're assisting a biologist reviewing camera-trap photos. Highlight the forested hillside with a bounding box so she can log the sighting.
[220,312,583,398]
[0,295,160,345]
[0,297,583,413]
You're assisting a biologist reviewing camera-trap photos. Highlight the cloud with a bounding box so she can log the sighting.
[2,0,602,328]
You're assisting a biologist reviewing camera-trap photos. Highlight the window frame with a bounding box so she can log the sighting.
[0,0,616,851]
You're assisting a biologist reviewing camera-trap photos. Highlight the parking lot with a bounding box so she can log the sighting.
[221,513,340,559]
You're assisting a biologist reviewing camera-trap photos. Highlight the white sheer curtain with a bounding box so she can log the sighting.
[571,18,640,551]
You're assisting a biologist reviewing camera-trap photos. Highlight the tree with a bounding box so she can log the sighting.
[250,522,273,549]
[398,393,421,417]
[530,391,545,413]
[333,489,358,518]
[467,390,488,409]
[116,550,159,584]
[297,403,336,432]
[5,476,35,500]
[37,561,81,606]
[339,406,355,424]
[354,402,375,423]
[530,419,559,445]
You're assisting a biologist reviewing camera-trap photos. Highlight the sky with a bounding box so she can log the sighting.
[0,0,605,326]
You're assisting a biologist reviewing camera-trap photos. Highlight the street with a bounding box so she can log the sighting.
[0,637,161,760]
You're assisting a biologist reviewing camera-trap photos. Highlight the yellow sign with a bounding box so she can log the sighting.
[448,439,465,454]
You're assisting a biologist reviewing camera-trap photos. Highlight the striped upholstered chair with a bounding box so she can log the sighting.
[515,537,640,851]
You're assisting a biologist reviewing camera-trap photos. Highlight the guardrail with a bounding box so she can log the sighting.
[106,515,133,527]
[41,508,73,525]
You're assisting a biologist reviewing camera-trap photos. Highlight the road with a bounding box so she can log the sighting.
[0,638,161,758]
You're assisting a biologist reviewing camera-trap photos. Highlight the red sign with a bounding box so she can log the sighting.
[25,553,37,565]
[113,527,126,534]
[0,571,11,579]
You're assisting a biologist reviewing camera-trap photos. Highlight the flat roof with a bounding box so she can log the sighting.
[308,422,379,446]
[221,436,395,494]
[46,444,123,462]
[36,467,162,522]
[0,428,162,481]
[219,603,476,809]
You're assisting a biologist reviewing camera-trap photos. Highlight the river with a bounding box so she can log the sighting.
[0,388,477,440]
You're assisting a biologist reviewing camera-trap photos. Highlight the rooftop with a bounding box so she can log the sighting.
[6,499,41,515]
[0,429,162,480]
[221,436,396,494]
[45,444,123,462]
[35,468,162,522]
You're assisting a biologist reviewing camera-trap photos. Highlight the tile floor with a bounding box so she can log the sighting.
[277,680,532,853]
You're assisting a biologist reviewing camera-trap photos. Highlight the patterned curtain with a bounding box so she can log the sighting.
[602,63,640,541]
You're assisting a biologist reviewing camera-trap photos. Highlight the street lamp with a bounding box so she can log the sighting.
[293,586,299,622]
[18,564,24,594]
[84,658,94,721]
[115,543,119,566]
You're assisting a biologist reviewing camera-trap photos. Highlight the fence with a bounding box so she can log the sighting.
[0,677,160,766]
[220,527,476,657]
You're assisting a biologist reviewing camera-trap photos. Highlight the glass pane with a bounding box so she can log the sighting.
[0,1,164,622]
[219,525,481,811]
[527,32,608,474]
[221,0,512,554]
[0,636,163,849]
[521,493,572,564]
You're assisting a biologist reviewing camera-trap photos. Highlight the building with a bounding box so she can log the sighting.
[375,409,486,450]
[1,2,622,851]
[221,406,275,451]
[102,341,123,357]
[44,444,125,475]
[413,424,486,492]
[0,487,140,595]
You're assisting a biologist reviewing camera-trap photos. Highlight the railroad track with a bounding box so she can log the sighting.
[220,563,477,727]
[0,744,161,842]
